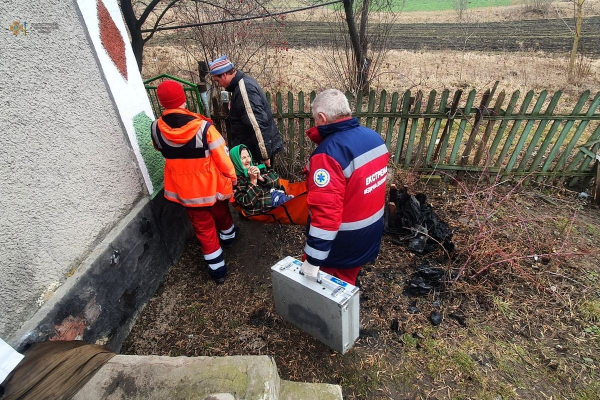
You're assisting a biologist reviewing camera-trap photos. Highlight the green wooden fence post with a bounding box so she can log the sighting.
[276,92,284,140]
[518,91,561,173]
[298,91,306,164]
[506,90,548,172]
[460,89,492,166]
[365,90,376,130]
[287,91,295,165]
[449,89,476,165]
[394,90,413,166]
[426,90,450,165]
[415,90,437,170]
[495,90,534,170]
[375,90,388,134]
[489,90,520,162]
[404,90,423,169]
[555,93,600,175]
[537,90,590,182]
[434,89,462,162]
[385,92,399,149]
[569,123,600,186]
[474,90,506,166]
[355,90,364,125]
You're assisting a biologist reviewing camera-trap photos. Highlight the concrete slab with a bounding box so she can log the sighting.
[74,354,343,400]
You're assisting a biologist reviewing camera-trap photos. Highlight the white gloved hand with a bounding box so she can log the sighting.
[301,260,320,281]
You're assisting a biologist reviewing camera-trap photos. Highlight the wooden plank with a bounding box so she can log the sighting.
[375,90,388,134]
[460,89,492,166]
[506,90,548,172]
[537,90,591,182]
[555,93,600,173]
[355,90,364,125]
[276,92,284,138]
[594,157,600,205]
[404,90,423,168]
[365,90,376,130]
[489,90,520,161]
[425,90,450,165]
[385,92,399,148]
[309,91,316,128]
[393,90,413,165]
[474,90,506,166]
[449,89,477,165]
[434,89,462,162]
[414,90,437,170]
[298,91,306,165]
[569,123,600,186]
[287,92,295,163]
[495,90,534,169]
[518,91,562,172]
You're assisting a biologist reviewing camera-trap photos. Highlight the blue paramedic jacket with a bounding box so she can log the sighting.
[304,117,390,269]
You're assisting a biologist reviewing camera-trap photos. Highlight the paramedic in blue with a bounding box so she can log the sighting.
[300,89,390,285]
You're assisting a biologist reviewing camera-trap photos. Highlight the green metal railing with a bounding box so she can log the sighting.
[144,74,205,116]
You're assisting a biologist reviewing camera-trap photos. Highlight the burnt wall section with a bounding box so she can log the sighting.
[10,195,193,352]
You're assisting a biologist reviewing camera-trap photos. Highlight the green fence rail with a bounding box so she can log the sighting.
[253,86,599,186]
[144,74,205,117]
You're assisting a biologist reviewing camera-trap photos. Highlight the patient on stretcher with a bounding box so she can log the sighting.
[230,144,294,215]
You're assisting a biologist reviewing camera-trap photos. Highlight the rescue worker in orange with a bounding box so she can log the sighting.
[152,80,239,284]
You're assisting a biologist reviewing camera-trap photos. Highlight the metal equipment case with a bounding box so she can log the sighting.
[271,256,360,354]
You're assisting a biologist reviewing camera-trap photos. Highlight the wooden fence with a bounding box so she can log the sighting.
[234,85,600,187]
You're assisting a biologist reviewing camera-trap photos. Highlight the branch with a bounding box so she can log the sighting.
[143,0,180,44]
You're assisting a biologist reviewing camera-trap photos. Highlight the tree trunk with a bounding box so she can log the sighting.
[568,0,585,82]
[343,0,364,90]
[120,0,145,72]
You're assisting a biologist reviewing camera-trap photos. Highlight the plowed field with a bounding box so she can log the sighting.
[276,16,600,56]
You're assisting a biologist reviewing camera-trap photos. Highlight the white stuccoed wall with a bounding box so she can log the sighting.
[0,1,145,339]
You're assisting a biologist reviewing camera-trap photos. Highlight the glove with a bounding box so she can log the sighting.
[301,260,320,282]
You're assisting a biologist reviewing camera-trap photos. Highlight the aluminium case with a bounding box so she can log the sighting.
[271,256,360,354]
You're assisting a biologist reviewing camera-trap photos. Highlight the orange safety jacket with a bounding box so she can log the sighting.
[151,108,236,207]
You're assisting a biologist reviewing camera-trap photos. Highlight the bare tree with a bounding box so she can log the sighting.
[453,0,469,21]
[176,0,286,84]
[320,0,403,94]
[120,0,183,71]
[568,0,586,82]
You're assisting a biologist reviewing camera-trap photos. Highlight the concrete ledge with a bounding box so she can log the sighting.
[280,380,343,400]
[73,354,342,400]
[10,193,192,352]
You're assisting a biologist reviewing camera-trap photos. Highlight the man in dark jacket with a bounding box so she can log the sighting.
[209,55,283,167]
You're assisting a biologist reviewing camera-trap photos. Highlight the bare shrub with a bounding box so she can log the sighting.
[521,0,554,14]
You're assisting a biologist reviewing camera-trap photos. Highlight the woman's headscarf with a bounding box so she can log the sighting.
[229,144,266,177]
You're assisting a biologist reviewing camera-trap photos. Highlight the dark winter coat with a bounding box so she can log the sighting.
[226,71,283,162]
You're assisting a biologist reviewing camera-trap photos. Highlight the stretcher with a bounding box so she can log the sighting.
[232,179,308,225]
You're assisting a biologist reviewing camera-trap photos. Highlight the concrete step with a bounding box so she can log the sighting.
[73,354,342,400]
[279,380,343,400]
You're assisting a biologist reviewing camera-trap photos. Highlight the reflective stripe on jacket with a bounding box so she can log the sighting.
[152,108,236,207]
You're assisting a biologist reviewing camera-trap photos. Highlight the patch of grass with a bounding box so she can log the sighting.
[339,353,384,398]
[579,300,600,323]
[451,351,476,374]
[493,296,515,320]
[575,381,600,400]
[399,0,511,12]
[585,223,598,236]
[400,333,418,347]
[586,271,599,283]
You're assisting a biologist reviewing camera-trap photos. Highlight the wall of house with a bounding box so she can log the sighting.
[0,0,160,344]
